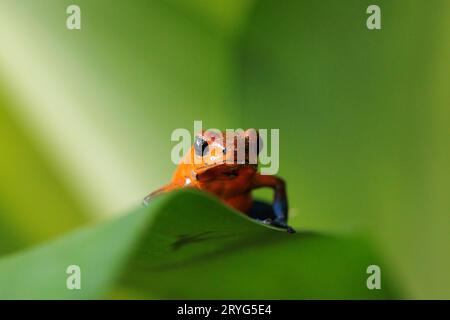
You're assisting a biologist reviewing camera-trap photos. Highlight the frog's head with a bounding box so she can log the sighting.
[187,129,262,179]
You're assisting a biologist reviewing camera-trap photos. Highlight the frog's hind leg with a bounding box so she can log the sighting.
[249,200,295,233]
[250,174,295,233]
[249,200,275,221]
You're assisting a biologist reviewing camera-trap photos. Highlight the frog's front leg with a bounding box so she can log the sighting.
[251,174,295,233]
[143,183,180,206]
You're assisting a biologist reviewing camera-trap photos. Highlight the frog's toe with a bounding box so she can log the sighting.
[271,219,296,233]
[286,226,296,234]
[254,215,295,233]
[142,195,153,206]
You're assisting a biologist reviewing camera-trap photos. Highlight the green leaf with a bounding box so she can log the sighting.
[0,190,397,299]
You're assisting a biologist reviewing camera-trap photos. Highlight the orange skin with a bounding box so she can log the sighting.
[144,129,294,232]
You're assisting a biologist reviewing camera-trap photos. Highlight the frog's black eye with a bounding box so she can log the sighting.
[247,133,263,155]
[257,134,263,154]
[194,136,209,157]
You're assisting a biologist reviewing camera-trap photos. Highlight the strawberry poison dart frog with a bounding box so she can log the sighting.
[144,129,294,233]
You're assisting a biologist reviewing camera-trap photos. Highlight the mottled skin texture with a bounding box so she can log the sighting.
[144,129,294,232]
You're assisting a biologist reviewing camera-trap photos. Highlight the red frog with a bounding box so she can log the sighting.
[144,129,294,233]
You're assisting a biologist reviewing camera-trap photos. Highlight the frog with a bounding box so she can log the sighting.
[144,129,295,233]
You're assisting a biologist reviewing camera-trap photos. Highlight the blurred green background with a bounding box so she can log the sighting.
[0,0,449,298]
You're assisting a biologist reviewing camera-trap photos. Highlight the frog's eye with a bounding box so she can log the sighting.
[257,133,263,154]
[245,132,263,156]
[194,136,209,157]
